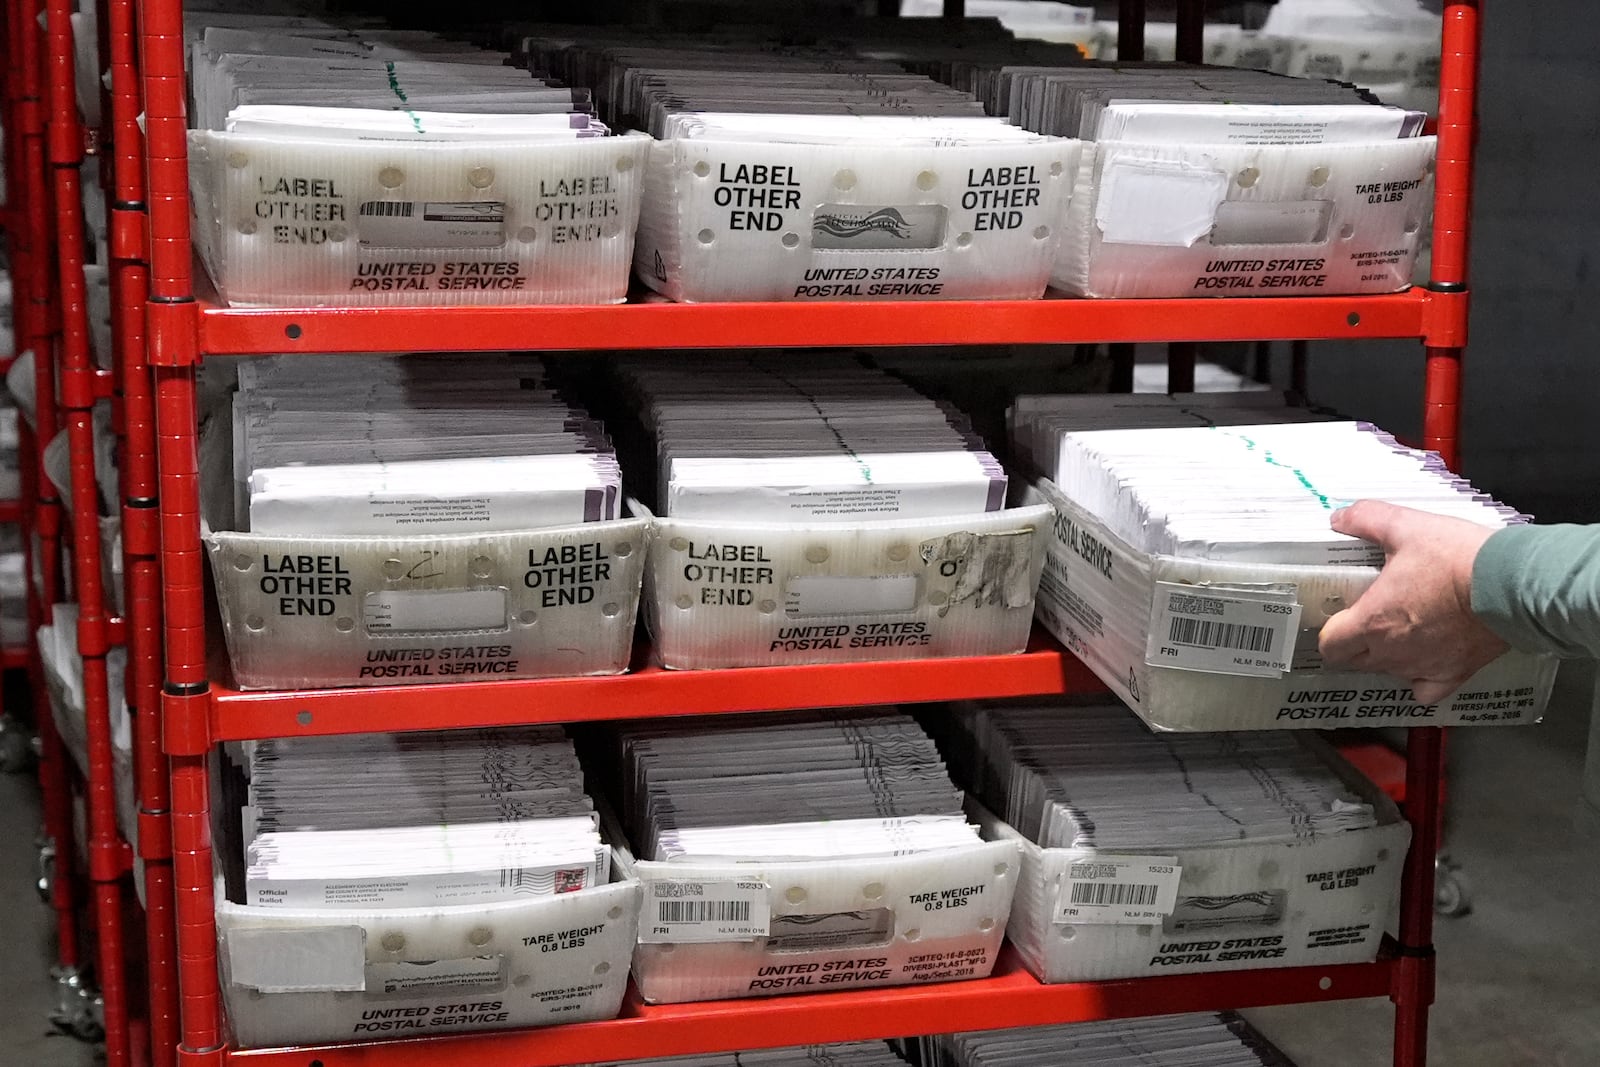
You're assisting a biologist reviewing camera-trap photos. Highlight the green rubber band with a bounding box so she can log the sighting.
[1210,426,1334,510]
[384,62,426,135]
[765,367,874,485]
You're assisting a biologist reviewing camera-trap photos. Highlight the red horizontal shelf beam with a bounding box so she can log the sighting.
[0,499,23,523]
[209,631,1104,742]
[1336,740,1408,804]
[226,951,1394,1067]
[197,290,1431,357]
[1,645,29,670]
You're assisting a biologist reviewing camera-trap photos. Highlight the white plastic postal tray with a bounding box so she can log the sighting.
[620,837,1020,1003]
[218,867,642,1047]
[39,616,136,845]
[206,516,650,690]
[1053,137,1436,298]
[974,740,1409,983]
[190,132,650,306]
[640,502,1049,669]
[637,139,1082,302]
[1026,477,1556,730]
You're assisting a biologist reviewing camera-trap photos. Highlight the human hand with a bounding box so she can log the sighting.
[1318,499,1508,704]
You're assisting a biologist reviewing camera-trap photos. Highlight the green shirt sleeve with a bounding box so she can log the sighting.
[1471,524,1600,659]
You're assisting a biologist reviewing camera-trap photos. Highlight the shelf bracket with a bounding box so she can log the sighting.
[146,298,200,367]
[137,808,173,863]
[1421,287,1469,349]
[176,1046,223,1067]
[108,203,147,262]
[160,687,213,756]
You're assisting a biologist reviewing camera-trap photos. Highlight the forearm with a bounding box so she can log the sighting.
[1472,524,1600,659]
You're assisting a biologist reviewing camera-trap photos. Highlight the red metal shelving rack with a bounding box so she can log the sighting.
[41,0,142,1058]
[15,0,175,1055]
[5,0,86,1026]
[9,0,175,1049]
[122,1,1481,1066]
[105,0,182,1052]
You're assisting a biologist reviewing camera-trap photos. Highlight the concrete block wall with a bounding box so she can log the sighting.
[1306,2,1600,521]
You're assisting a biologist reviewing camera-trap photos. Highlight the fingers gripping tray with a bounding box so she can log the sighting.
[641,503,1050,669]
[206,518,651,689]
[1052,138,1436,298]
[621,839,1021,1003]
[218,868,642,1047]
[190,131,650,307]
[975,749,1410,983]
[637,139,1082,302]
[1026,478,1556,729]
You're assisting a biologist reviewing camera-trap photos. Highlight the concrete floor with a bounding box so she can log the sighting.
[2,666,1597,1065]
[1,763,99,1067]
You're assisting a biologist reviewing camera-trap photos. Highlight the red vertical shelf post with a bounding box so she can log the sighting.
[1166,0,1205,394]
[136,0,222,1059]
[0,0,39,685]
[13,0,82,988]
[44,0,134,1060]
[1424,0,1479,466]
[1394,4,1481,1067]
[107,0,176,1054]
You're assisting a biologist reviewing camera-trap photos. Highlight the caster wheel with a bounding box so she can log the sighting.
[49,967,104,1043]
[1434,857,1472,917]
[0,716,35,773]
[36,838,55,905]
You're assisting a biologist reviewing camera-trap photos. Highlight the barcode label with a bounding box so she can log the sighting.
[358,200,506,249]
[1167,616,1276,653]
[639,879,770,943]
[657,900,751,924]
[1056,853,1182,926]
[359,201,415,217]
[1069,881,1159,907]
[1144,581,1301,679]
